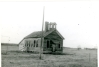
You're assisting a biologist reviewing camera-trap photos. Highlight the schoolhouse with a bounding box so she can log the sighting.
[19,22,64,53]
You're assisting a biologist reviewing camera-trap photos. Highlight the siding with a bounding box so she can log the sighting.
[43,31,63,52]
[19,38,41,52]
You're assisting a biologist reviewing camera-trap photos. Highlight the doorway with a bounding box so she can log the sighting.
[52,44,56,52]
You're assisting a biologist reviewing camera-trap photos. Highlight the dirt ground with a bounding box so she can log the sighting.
[1,45,97,67]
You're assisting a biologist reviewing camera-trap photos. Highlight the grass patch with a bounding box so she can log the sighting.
[1,45,97,67]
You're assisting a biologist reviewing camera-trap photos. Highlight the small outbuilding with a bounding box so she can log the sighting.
[19,22,64,53]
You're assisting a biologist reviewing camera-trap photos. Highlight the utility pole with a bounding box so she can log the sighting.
[39,6,45,59]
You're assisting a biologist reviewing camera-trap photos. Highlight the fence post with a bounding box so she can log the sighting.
[89,53,90,62]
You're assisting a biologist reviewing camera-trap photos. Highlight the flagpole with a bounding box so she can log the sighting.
[40,6,45,59]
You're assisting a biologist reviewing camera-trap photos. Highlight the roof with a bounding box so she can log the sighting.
[19,29,64,44]
[24,29,64,39]
[25,31,44,38]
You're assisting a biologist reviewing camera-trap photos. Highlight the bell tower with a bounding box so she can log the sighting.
[45,21,57,32]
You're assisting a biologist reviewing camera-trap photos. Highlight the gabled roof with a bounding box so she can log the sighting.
[24,29,64,39]
[19,29,64,44]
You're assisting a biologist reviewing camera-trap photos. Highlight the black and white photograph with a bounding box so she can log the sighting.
[0,1,98,67]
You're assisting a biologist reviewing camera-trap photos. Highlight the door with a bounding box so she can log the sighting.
[52,44,56,52]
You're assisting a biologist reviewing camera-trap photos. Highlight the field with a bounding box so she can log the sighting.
[1,45,97,67]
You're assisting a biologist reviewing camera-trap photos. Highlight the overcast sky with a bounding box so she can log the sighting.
[0,2,99,48]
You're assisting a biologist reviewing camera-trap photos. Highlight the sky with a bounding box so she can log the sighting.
[0,1,99,48]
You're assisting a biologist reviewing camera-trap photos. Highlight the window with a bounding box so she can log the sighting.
[34,40,36,47]
[27,41,29,47]
[31,42,33,47]
[58,42,61,48]
[47,40,50,48]
[29,41,31,47]
[28,41,30,47]
[49,40,51,48]
[30,41,31,47]
[28,41,29,47]
[58,44,60,48]
[36,40,38,47]
[25,41,27,47]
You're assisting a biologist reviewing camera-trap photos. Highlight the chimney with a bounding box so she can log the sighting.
[45,21,49,32]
